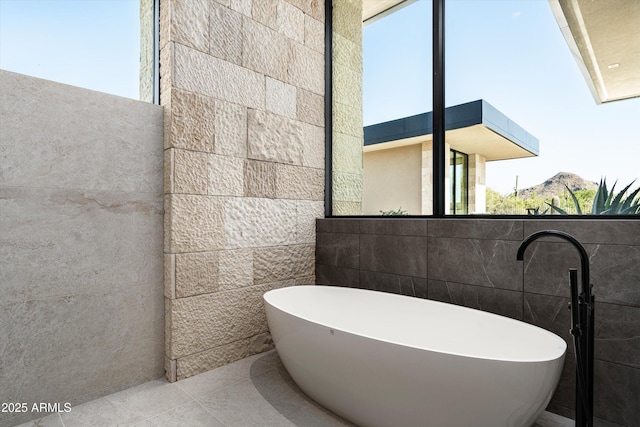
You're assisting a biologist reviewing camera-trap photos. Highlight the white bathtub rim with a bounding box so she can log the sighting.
[264,285,567,364]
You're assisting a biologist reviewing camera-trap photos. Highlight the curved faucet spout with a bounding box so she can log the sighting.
[516,230,591,298]
[517,229,594,427]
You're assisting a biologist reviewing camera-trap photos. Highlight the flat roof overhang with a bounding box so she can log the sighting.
[363,100,539,161]
[548,0,639,104]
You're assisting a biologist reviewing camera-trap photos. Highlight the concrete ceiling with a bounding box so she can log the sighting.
[541,0,638,103]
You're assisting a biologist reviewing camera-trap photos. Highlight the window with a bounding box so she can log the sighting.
[329,0,640,217]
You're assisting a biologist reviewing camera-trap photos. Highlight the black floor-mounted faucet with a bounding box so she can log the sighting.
[517,230,594,427]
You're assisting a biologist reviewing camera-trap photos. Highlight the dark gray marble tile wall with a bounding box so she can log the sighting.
[315,218,640,427]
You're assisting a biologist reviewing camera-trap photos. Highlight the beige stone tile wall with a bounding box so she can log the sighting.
[161,0,325,381]
[332,0,363,215]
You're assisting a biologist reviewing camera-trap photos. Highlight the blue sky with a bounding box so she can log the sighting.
[1,0,638,194]
[0,0,140,99]
[365,0,640,194]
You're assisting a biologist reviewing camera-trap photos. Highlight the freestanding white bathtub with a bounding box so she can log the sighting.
[264,285,566,427]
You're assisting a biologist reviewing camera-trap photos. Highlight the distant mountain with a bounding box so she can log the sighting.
[517,172,598,199]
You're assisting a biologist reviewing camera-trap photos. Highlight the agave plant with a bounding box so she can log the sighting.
[547,178,640,215]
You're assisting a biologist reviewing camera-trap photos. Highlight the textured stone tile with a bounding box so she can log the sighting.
[11,413,65,427]
[359,219,428,236]
[251,0,278,30]
[333,103,363,137]
[165,254,176,299]
[208,154,244,196]
[214,99,247,158]
[168,88,215,152]
[277,0,304,43]
[288,39,324,95]
[173,149,208,194]
[316,232,359,268]
[304,14,324,53]
[296,200,324,243]
[210,2,243,64]
[332,200,362,216]
[332,171,363,202]
[430,280,524,320]
[300,121,325,169]
[266,77,297,118]
[166,194,226,253]
[168,283,281,358]
[0,187,163,303]
[297,87,324,127]
[253,244,315,284]
[164,148,174,193]
[168,0,209,53]
[218,249,254,290]
[360,234,428,278]
[175,251,219,298]
[333,33,362,73]
[230,0,252,16]
[242,17,290,80]
[429,219,522,240]
[224,197,298,248]
[275,164,324,200]
[0,70,163,194]
[428,237,523,290]
[333,63,361,108]
[332,0,361,42]
[176,339,250,380]
[247,109,303,165]
[174,43,264,109]
[243,160,277,198]
[315,264,360,287]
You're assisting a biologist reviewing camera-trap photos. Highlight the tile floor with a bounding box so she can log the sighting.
[17,350,573,427]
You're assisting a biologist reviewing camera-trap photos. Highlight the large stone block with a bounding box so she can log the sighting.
[166,194,226,253]
[168,283,279,358]
[300,121,325,169]
[247,109,303,165]
[175,251,220,298]
[332,200,362,216]
[252,0,278,30]
[168,0,209,53]
[244,159,277,198]
[225,197,298,248]
[333,32,362,73]
[296,200,324,243]
[332,0,361,43]
[242,17,290,81]
[173,149,208,194]
[332,171,363,202]
[174,43,265,109]
[176,338,249,380]
[219,249,254,290]
[332,132,363,174]
[266,77,297,119]
[230,0,252,16]
[304,14,324,53]
[214,100,247,158]
[253,244,315,284]
[210,2,243,64]
[296,88,324,127]
[288,40,324,95]
[333,63,362,108]
[168,88,216,152]
[275,164,324,200]
[208,154,244,196]
[332,102,363,137]
[277,0,305,43]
